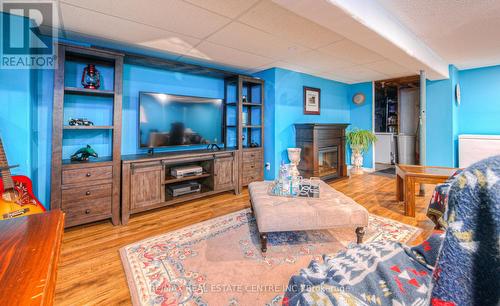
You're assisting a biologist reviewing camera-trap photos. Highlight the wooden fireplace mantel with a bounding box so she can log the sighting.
[295,123,349,181]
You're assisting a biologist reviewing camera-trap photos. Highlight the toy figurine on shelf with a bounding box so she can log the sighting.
[81,64,101,89]
[70,145,98,161]
[68,118,94,126]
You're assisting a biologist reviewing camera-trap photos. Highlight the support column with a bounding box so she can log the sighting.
[419,70,426,196]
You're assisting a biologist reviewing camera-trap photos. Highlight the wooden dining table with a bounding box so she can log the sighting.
[396,164,459,217]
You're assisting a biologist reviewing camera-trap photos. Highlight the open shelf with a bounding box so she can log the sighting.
[165,185,212,203]
[226,102,262,107]
[163,173,211,185]
[63,125,114,130]
[62,156,113,167]
[64,87,115,97]
[226,125,262,128]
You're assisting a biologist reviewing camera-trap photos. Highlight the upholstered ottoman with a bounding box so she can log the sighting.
[248,181,369,252]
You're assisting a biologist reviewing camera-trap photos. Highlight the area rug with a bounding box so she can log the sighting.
[120,209,421,306]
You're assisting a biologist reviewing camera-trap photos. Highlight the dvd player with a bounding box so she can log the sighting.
[170,165,203,178]
[168,182,201,197]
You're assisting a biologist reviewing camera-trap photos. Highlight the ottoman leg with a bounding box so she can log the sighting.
[260,233,268,253]
[355,227,365,244]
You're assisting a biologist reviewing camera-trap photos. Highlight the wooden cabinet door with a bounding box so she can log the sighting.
[130,162,163,210]
[214,157,235,191]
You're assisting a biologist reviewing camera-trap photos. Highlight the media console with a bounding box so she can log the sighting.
[121,149,239,225]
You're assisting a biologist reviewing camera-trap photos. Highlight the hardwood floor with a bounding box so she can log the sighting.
[54,173,436,305]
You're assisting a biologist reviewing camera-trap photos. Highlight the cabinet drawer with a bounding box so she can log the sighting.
[242,160,262,172]
[62,166,112,185]
[242,169,262,186]
[242,150,263,160]
[62,196,112,222]
[241,150,264,165]
[62,184,112,202]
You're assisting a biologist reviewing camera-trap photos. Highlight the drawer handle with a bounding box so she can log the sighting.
[86,173,91,177]
[86,191,91,196]
[85,209,91,214]
[250,165,254,168]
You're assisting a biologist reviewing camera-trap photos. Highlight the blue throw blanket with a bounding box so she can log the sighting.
[429,156,500,306]
[284,156,500,306]
[283,234,443,305]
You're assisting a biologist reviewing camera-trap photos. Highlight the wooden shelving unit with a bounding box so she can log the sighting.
[51,43,123,227]
[224,75,265,188]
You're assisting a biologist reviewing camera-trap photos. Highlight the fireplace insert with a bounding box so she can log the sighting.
[295,123,348,181]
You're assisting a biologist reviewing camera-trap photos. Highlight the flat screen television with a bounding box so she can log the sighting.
[138,92,223,148]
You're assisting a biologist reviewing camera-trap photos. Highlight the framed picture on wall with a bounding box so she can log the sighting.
[303,86,320,115]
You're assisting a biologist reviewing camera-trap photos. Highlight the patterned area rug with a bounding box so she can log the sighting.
[120,209,421,306]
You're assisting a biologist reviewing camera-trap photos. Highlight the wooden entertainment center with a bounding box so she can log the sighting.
[50,44,264,227]
[121,150,238,224]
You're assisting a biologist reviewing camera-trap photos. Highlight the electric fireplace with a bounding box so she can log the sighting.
[295,124,348,181]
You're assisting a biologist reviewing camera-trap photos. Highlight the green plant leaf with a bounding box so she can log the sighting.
[346,128,377,153]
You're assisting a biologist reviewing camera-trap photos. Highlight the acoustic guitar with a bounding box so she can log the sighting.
[0,138,45,220]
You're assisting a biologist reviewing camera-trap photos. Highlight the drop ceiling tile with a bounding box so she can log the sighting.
[326,65,387,81]
[107,0,230,39]
[272,0,347,28]
[364,60,412,75]
[318,40,384,64]
[206,22,308,60]
[183,0,260,18]
[283,50,354,71]
[251,61,321,75]
[184,41,275,70]
[238,0,343,49]
[316,71,355,84]
[59,0,113,14]
[59,3,200,55]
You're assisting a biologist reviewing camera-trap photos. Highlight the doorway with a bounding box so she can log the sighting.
[374,76,421,173]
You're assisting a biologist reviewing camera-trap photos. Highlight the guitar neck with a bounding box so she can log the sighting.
[0,138,15,190]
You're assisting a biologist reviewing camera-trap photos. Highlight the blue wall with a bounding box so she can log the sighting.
[0,65,33,177]
[256,68,354,178]
[425,64,500,168]
[253,69,276,179]
[425,65,460,167]
[32,68,53,207]
[0,13,35,180]
[426,78,454,167]
[458,65,500,135]
[348,82,374,169]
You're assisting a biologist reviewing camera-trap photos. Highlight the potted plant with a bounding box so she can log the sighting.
[346,128,377,174]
